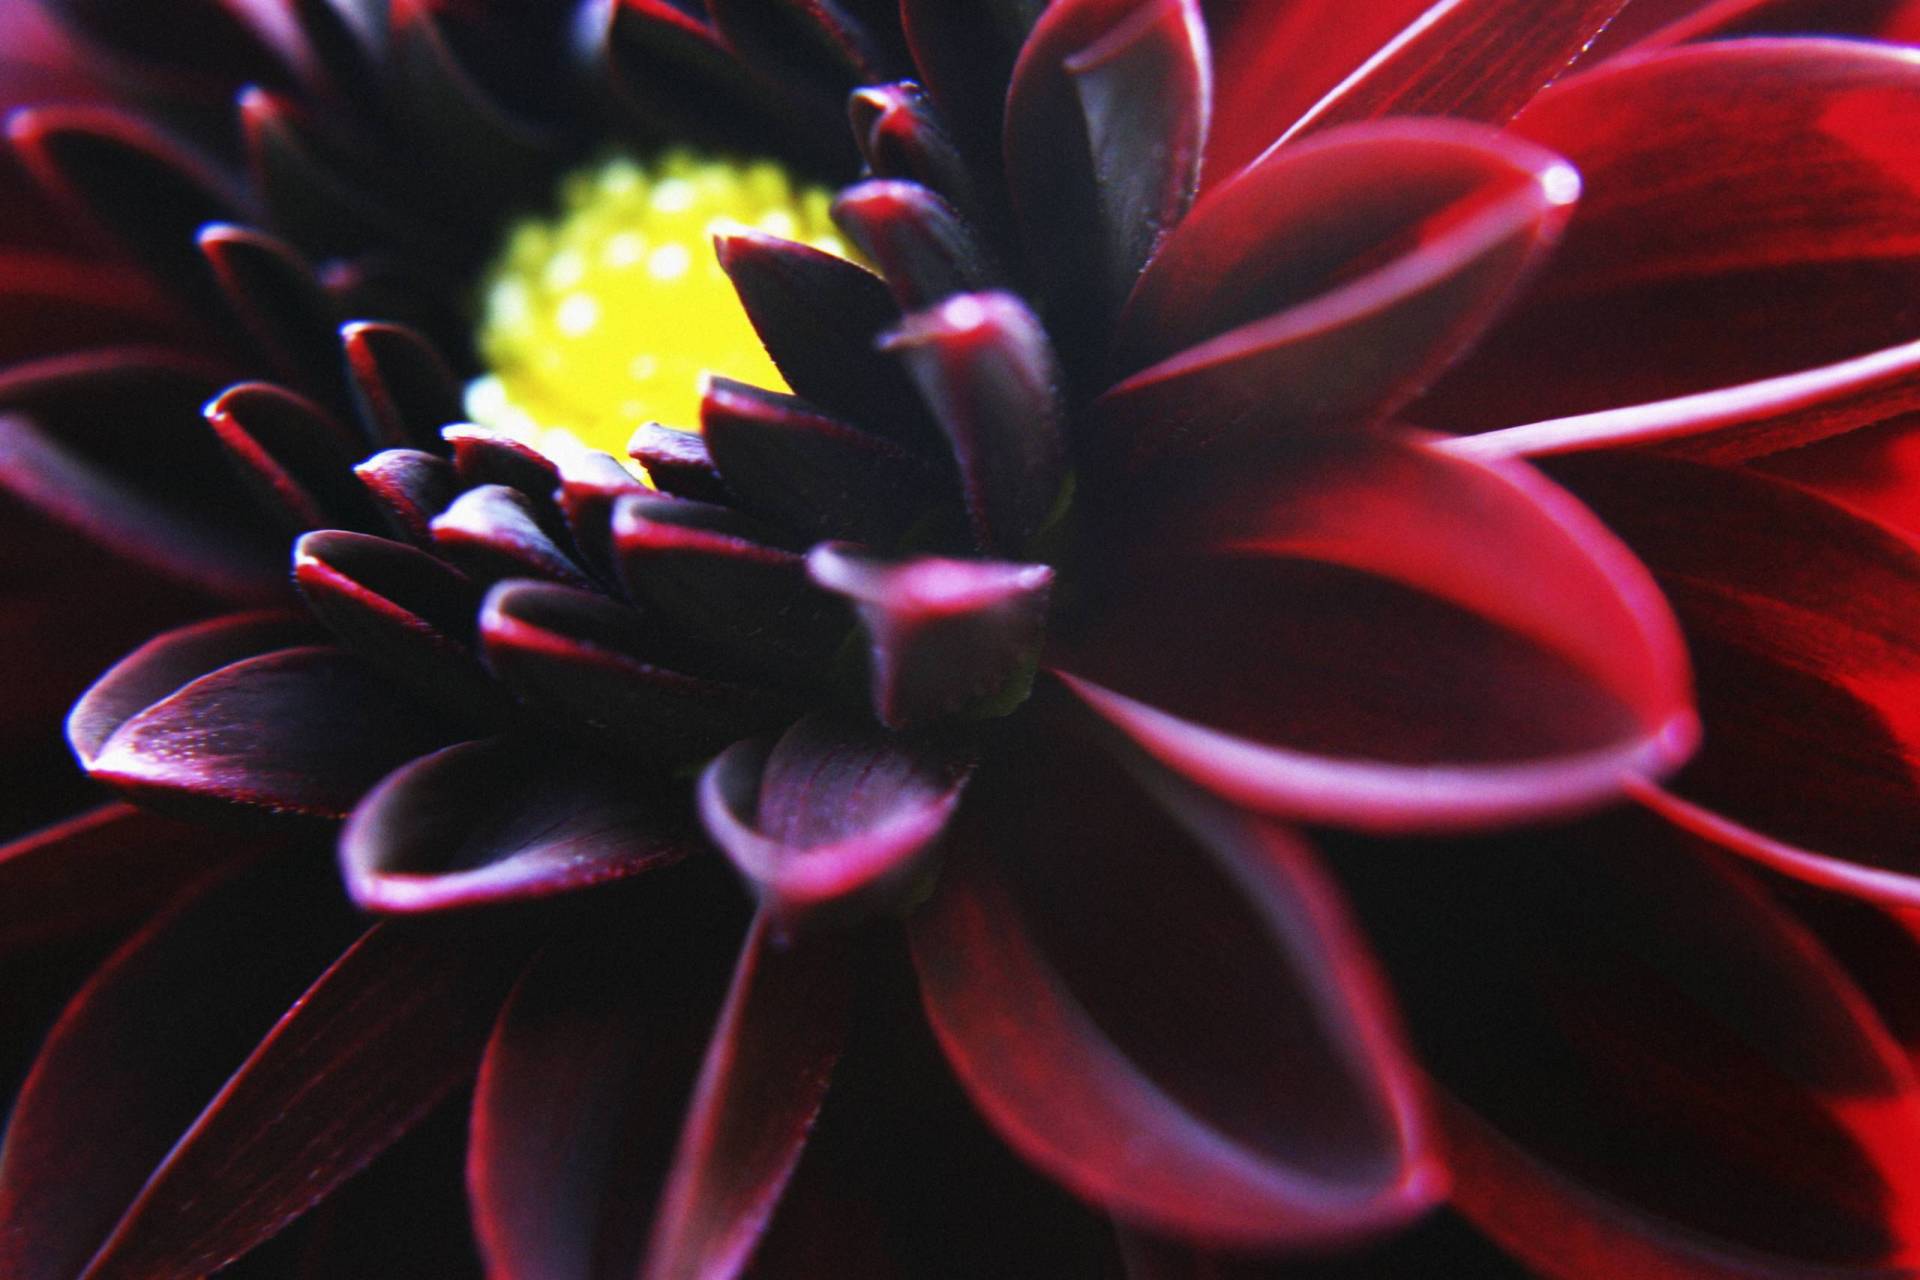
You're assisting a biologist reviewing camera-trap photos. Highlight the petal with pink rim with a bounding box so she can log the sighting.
[909,723,1440,1250]
[1054,437,1694,833]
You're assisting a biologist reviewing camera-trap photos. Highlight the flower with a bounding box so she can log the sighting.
[2,1,1920,1278]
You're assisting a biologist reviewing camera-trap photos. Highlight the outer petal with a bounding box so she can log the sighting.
[340,737,694,914]
[1549,451,1920,905]
[1055,437,1693,832]
[908,721,1440,1250]
[1100,122,1577,469]
[1421,39,1920,431]
[639,913,854,1280]
[700,714,975,929]
[1329,809,1920,1276]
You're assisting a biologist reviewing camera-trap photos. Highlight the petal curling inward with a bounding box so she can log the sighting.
[1423,38,1920,429]
[1053,438,1694,833]
[1328,810,1920,1275]
[1548,452,1920,906]
[908,729,1439,1249]
[808,544,1054,729]
[1100,122,1577,470]
[340,737,695,914]
[700,713,975,930]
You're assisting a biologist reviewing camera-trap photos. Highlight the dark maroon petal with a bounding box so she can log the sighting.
[1423,39,1920,430]
[1006,0,1209,331]
[479,578,792,758]
[611,495,849,682]
[469,890,744,1280]
[432,485,594,589]
[1547,451,1920,906]
[713,232,933,444]
[908,727,1440,1249]
[342,320,465,451]
[1054,437,1694,832]
[1280,0,1628,144]
[36,0,292,87]
[901,0,1042,183]
[1330,809,1920,1274]
[701,377,938,545]
[77,918,532,1280]
[1446,336,1920,463]
[446,423,563,504]
[0,857,359,1280]
[82,644,459,821]
[340,737,692,913]
[7,105,253,314]
[629,422,730,503]
[708,0,906,95]
[354,446,459,546]
[699,714,975,928]
[849,82,982,228]
[198,224,345,399]
[882,292,1066,554]
[0,251,184,365]
[1101,122,1577,470]
[66,611,317,766]
[293,528,500,717]
[641,913,853,1280]
[0,804,238,954]
[808,544,1053,728]
[555,449,649,582]
[830,179,999,312]
[0,412,282,601]
[386,0,553,201]
[1198,0,1433,185]
[206,382,376,533]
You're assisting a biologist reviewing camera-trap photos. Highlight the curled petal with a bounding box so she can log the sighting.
[630,422,729,503]
[354,446,458,546]
[882,291,1067,554]
[432,484,593,588]
[342,320,465,451]
[79,642,458,822]
[700,713,975,928]
[341,737,693,913]
[445,422,562,506]
[1102,122,1577,469]
[1054,437,1694,833]
[908,729,1440,1249]
[831,179,999,312]
[808,544,1054,728]
[641,913,853,1280]
[198,224,344,397]
[206,382,375,533]
[849,81,982,226]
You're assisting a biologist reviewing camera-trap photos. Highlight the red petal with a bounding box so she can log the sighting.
[641,914,853,1280]
[1422,38,1920,430]
[1100,122,1575,470]
[1550,451,1920,905]
[908,725,1439,1250]
[1055,437,1693,832]
[77,919,531,1280]
[340,737,693,913]
[700,715,974,929]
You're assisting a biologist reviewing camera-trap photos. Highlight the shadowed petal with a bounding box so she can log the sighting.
[340,737,695,914]
[908,726,1440,1249]
[75,918,534,1280]
[432,485,593,589]
[206,383,377,533]
[831,180,1000,311]
[1329,809,1920,1276]
[342,320,465,451]
[641,913,853,1280]
[1423,39,1920,430]
[198,224,345,399]
[354,447,459,546]
[1549,451,1920,906]
[1055,437,1693,832]
[699,714,975,929]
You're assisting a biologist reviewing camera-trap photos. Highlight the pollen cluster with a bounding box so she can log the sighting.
[467,150,849,460]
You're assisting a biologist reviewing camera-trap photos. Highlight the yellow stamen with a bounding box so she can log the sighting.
[467,149,850,462]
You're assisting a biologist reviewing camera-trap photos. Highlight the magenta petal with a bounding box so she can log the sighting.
[83,644,458,821]
[1278,0,1628,144]
[0,858,359,1280]
[1055,437,1694,833]
[1549,451,1920,905]
[908,730,1440,1249]
[75,919,531,1280]
[699,714,975,928]
[807,543,1054,728]
[340,737,694,913]
[641,913,853,1280]
[1100,122,1576,470]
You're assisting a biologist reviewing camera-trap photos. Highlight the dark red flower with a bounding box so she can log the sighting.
[3,2,1920,1277]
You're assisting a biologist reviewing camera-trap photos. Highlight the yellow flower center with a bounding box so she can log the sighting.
[466,149,850,460]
